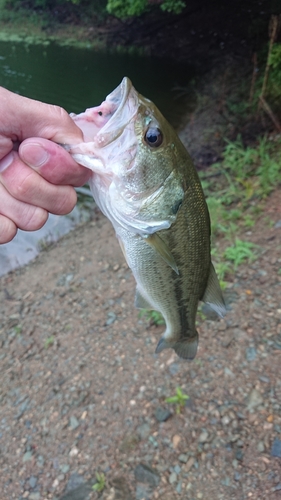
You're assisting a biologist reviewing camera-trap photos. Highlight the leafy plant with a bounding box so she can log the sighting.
[44,335,55,349]
[160,0,185,14]
[139,309,165,326]
[92,471,106,492]
[13,325,22,335]
[165,386,189,414]
[106,0,185,18]
[224,239,257,270]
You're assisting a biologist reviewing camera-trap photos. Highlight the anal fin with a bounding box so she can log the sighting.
[135,288,153,310]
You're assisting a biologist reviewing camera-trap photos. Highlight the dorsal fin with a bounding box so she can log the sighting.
[202,262,226,318]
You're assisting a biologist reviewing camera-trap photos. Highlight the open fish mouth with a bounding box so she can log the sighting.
[95,77,139,147]
[68,77,139,150]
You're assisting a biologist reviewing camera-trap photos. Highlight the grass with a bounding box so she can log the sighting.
[201,134,281,284]
[138,309,165,326]
[44,335,55,349]
[92,472,106,492]
[165,386,189,414]
[223,239,257,270]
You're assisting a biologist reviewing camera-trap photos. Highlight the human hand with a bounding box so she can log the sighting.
[0,87,91,244]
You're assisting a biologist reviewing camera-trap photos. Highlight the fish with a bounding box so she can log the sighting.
[66,77,226,360]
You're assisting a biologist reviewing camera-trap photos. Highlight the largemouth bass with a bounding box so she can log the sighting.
[67,77,226,360]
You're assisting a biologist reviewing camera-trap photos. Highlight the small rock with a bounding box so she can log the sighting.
[271,438,281,458]
[135,483,151,500]
[154,407,172,422]
[246,347,257,361]
[60,464,70,474]
[69,416,79,430]
[176,481,182,494]
[172,434,181,448]
[221,415,230,425]
[23,451,33,462]
[247,388,263,410]
[134,463,160,487]
[69,447,79,457]
[257,441,265,453]
[136,423,151,440]
[65,473,85,492]
[60,481,93,500]
[37,455,44,467]
[224,367,234,377]
[235,449,244,461]
[169,472,177,484]
[29,494,41,500]
[185,457,195,472]
[106,312,117,326]
[110,476,133,500]
[168,363,180,376]
[198,431,208,443]
[29,476,37,488]
[178,454,188,463]
[274,220,281,229]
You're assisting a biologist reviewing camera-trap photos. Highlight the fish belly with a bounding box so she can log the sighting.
[117,212,210,359]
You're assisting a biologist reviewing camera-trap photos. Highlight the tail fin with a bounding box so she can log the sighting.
[155,331,198,360]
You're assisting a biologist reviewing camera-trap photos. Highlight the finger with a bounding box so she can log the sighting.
[0,152,78,215]
[19,138,91,186]
[0,183,48,232]
[0,87,84,158]
[0,214,17,244]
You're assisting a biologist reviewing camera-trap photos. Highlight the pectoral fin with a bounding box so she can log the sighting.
[202,262,226,318]
[135,288,153,310]
[144,233,179,275]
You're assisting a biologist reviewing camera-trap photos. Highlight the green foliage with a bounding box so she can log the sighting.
[106,0,147,18]
[203,135,281,241]
[223,239,257,270]
[267,43,281,102]
[202,134,281,282]
[13,325,22,335]
[92,471,106,492]
[160,0,185,14]
[165,386,189,414]
[138,309,165,326]
[44,335,55,349]
[106,0,185,18]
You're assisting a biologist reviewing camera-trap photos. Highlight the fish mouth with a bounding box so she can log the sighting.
[94,76,139,147]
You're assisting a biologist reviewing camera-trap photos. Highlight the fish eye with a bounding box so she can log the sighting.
[144,127,163,148]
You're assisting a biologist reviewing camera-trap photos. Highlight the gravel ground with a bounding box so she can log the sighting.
[0,186,281,500]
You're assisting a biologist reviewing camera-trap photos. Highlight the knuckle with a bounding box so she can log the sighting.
[10,171,35,200]
[50,105,70,125]
[54,188,77,215]
[21,206,48,231]
[0,215,17,244]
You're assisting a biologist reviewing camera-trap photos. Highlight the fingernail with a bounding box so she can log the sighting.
[0,152,14,173]
[21,143,49,168]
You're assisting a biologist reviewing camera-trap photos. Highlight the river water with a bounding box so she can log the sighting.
[0,39,193,276]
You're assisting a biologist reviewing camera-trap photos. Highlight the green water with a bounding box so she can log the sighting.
[0,40,193,127]
[0,40,194,276]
